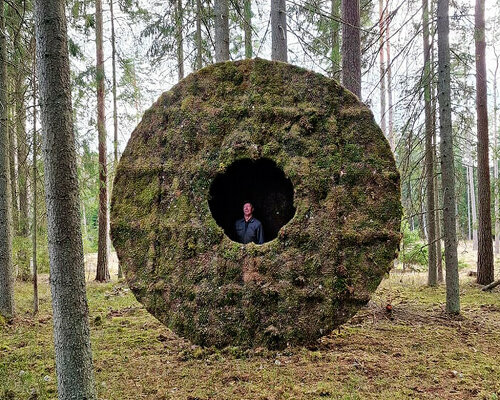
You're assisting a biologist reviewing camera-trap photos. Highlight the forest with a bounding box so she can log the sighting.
[1,0,500,399]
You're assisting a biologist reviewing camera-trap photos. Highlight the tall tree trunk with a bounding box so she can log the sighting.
[214,0,229,62]
[437,0,460,314]
[475,0,494,285]
[469,164,478,249]
[34,0,97,397]
[96,0,109,282]
[434,147,444,283]
[8,102,18,234]
[0,0,14,319]
[423,0,437,286]
[110,0,118,167]
[467,166,472,240]
[378,0,386,136]
[385,0,394,152]
[330,0,341,80]
[430,0,442,282]
[196,0,203,69]
[32,38,38,314]
[494,46,499,255]
[243,0,252,59]
[175,0,184,80]
[15,78,28,237]
[271,0,287,62]
[341,0,361,98]
[110,0,122,279]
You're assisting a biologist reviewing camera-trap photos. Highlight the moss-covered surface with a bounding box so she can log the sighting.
[111,58,402,348]
[2,272,500,399]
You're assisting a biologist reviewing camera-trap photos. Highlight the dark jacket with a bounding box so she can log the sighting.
[235,217,264,244]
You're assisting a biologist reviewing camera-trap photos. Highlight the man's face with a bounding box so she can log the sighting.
[243,203,253,217]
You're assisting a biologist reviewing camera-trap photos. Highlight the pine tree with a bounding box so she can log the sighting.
[437,0,459,314]
[0,0,14,319]
[34,0,97,396]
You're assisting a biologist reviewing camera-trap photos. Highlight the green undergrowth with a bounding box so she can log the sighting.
[1,272,499,400]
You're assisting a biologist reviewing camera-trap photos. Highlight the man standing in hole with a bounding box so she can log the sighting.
[235,202,264,244]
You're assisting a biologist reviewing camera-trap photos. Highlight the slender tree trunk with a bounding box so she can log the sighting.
[379,0,386,136]
[467,166,472,240]
[475,0,494,285]
[469,164,478,249]
[434,155,443,283]
[34,0,97,397]
[494,46,499,255]
[8,102,18,234]
[437,0,460,314]
[214,0,229,62]
[429,3,443,283]
[0,0,14,319]
[243,0,252,59]
[271,0,287,62]
[196,0,203,69]
[110,0,118,167]
[32,38,38,314]
[96,0,109,282]
[423,0,437,286]
[175,0,184,80]
[330,0,341,80]
[15,78,28,237]
[110,0,122,279]
[341,0,361,98]
[385,0,394,152]
[15,68,29,280]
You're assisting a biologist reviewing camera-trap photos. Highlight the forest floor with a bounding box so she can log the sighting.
[1,241,500,400]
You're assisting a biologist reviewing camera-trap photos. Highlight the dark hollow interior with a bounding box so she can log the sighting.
[208,158,296,244]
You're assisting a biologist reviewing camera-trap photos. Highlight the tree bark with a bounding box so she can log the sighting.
[341,0,361,98]
[469,164,478,249]
[34,0,97,397]
[379,0,386,137]
[32,37,38,314]
[330,0,341,80]
[15,75,28,237]
[196,0,203,69]
[437,0,460,314]
[8,101,18,234]
[109,0,122,279]
[175,0,184,80]
[475,0,494,285]
[214,0,229,62]
[385,0,394,152]
[271,0,287,62]
[0,0,14,319]
[423,0,437,286]
[96,0,109,282]
[243,0,252,59]
[494,46,499,255]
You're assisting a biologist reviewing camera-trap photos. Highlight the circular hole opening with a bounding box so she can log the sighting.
[208,158,296,244]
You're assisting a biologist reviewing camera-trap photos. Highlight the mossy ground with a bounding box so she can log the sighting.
[2,248,499,399]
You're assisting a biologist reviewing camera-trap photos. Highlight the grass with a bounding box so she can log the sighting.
[1,255,500,399]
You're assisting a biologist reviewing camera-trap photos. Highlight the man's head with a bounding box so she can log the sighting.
[243,202,253,218]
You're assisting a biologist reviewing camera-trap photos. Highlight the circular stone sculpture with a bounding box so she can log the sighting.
[111,58,402,349]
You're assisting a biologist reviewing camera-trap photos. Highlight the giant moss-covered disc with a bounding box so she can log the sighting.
[111,58,401,349]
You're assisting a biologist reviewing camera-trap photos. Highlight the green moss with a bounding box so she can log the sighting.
[111,59,401,349]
